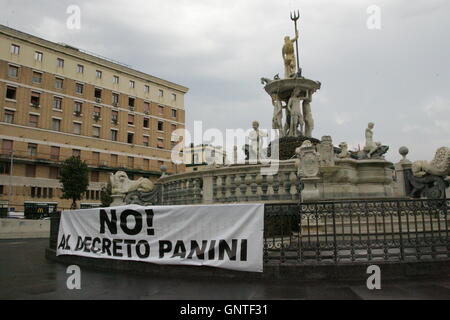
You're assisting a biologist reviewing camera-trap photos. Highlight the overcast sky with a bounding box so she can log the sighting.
[1,0,449,162]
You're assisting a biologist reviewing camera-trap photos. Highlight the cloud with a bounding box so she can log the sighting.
[0,0,449,163]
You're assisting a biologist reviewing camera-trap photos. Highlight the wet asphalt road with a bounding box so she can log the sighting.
[0,239,449,300]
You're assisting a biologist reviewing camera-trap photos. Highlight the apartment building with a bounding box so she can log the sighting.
[0,25,188,213]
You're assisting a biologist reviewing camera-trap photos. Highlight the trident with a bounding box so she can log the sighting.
[290,10,301,76]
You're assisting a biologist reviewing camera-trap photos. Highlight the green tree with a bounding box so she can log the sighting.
[59,156,89,209]
[100,181,113,207]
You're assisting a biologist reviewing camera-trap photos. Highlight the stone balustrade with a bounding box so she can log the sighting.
[158,160,302,205]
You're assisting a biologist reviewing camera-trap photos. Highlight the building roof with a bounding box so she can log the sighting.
[0,24,189,94]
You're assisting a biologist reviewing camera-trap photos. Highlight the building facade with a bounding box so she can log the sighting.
[0,25,188,213]
[183,144,227,172]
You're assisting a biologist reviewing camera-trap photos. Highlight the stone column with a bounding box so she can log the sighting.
[393,147,412,198]
[202,174,214,204]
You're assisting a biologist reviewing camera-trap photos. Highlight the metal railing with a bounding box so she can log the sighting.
[264,198,449,264]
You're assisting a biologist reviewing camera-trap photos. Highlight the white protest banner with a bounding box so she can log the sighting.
[57,203,264,272]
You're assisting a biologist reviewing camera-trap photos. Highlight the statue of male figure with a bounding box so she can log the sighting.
[249,121,268,162]
[287,88,304,137]
[271,93,284,136]
[302,98,314,137]
[282,30,299,78]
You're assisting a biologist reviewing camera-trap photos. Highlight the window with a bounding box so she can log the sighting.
[49,167,59,179]
[50,146,60,160]
[171,109,177,118]
[129,80,135,88]
[92,126,100,138]
[75,83,84,94]
[34,51,43,62]
[2,140,13,154]
[111,129,118,141]
[158,121,164,131]
[57,58,65,68]
[55,78,64,89]
[4,110,14,123]
[144,85,150,93]
[73,122,82,135]
[0,162,11,174]
[28,114,39,127]
[26,164,36,177]
[128,97,135,108]
[92,152,100,164]
[52,118,61,131]
[128,157,134,168]
[113,75,119,84]
[91,171,99,182]
[94,88,102,100]
[143,102,150,114]
[74,102,82,114]
[128,114,134,126]
[111,154,118,166]
[73,149,81,158]
[96,70,102,79]
[143,159,149,170]
[6,86,17,100]
[127,132,134,144]
[172,93,177,101]
[53,97,62,110]
[28,143,37,157]
[77,64,84,73]
[158,89,164,97]
[143,136,149,147]
[157,138,164,149]
[112,93,119,106]
[111,111,118,124]
[10,44,20,55]
[93,106,101,118]
[8,65,18,78]
[143,118,149,128]
[32,72,42,83]
[158,106,164,115]
[31,92,41,107]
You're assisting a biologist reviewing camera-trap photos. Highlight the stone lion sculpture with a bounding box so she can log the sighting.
[110,171,154,195]
[412,147,450,177]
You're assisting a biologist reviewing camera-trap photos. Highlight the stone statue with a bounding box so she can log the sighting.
[364,122,379,158]
[287,88,304,137]
[282,30,299,78]
[271,93,284,136]
[412,146,450,177]
[317,136,335,166]
[110,171,154,195]
[302,98,314,137]
[295,140,320,177]
[337,142,351,159]
[248,121,268,162]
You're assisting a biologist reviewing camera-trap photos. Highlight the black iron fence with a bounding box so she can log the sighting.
[46,198,449,265]
[264,198,449,264]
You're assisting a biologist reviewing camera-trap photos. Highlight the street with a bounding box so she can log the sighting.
[0,239,449,300]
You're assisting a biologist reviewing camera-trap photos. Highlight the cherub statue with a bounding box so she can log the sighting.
[363,122,380,158]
